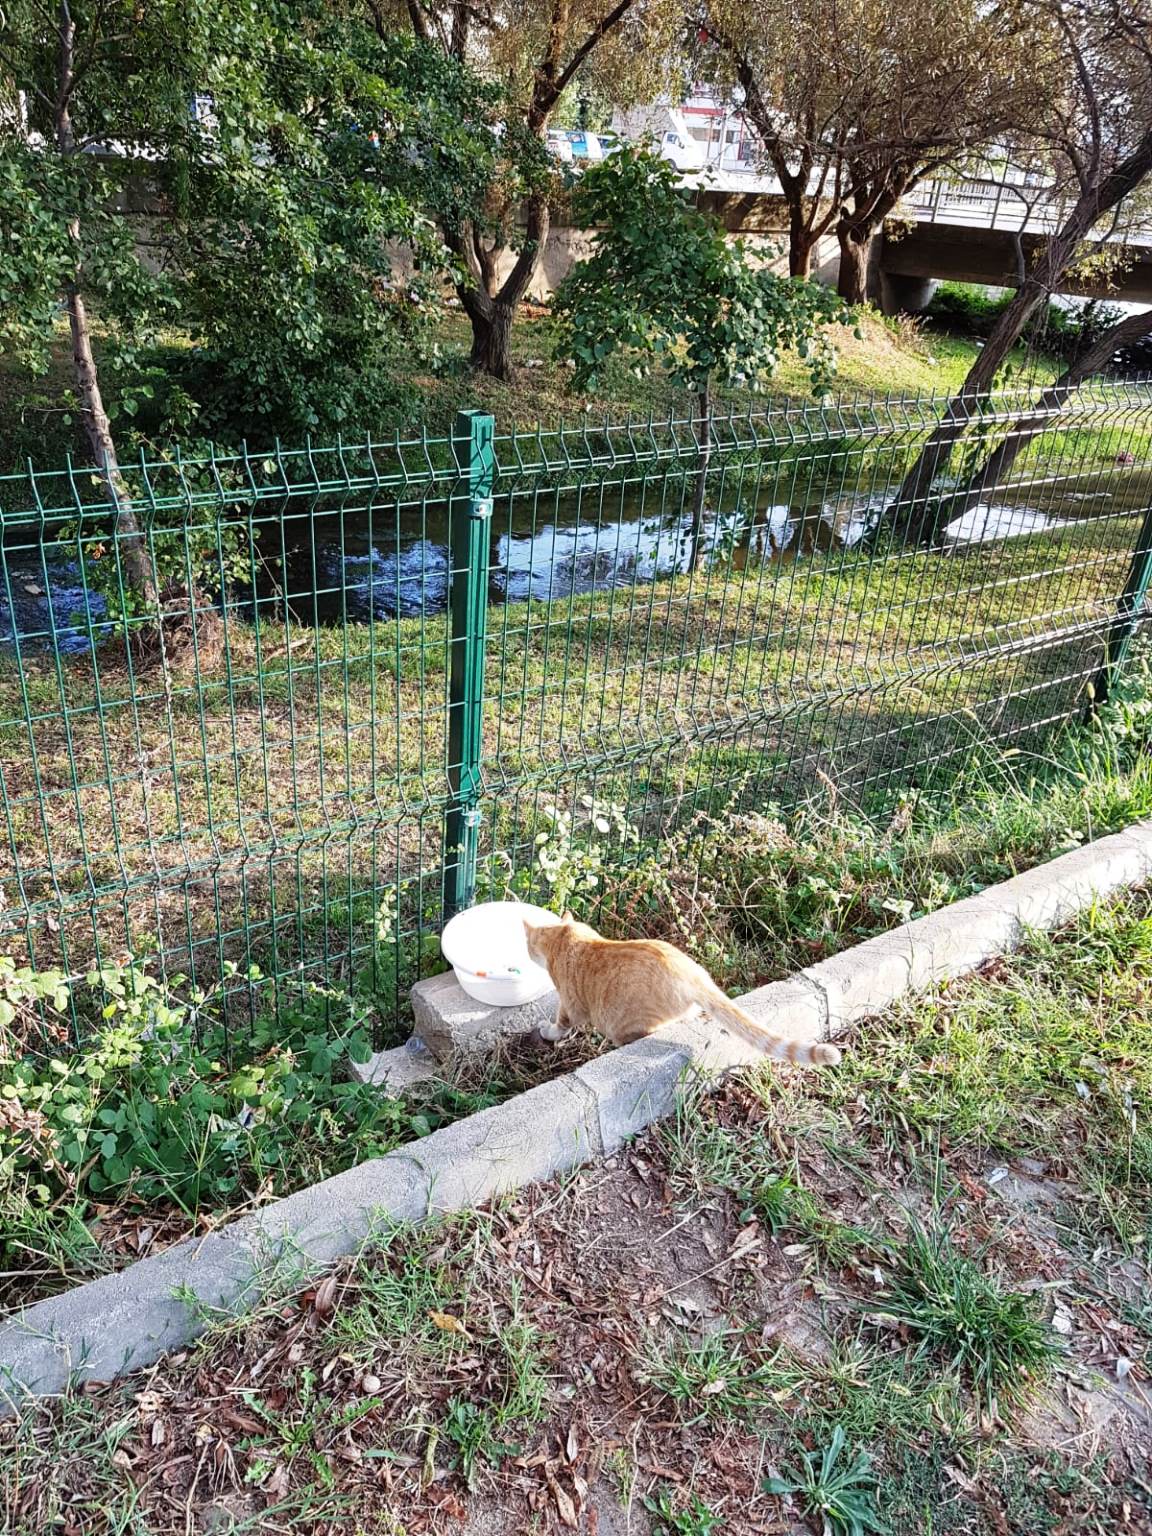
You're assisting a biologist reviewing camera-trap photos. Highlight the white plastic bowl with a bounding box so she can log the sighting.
[440,901,562,1007]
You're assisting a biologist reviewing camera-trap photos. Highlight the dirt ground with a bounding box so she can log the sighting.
[5,1077,1150,1536]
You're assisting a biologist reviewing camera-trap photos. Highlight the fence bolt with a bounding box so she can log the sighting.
[1090,497,1152,711]
[444,409,495,920]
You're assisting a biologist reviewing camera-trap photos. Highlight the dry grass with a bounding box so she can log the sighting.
[1,499,1142,996]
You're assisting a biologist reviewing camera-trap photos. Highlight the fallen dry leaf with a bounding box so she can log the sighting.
[548,1474,579,1528]
[428,1310,470,1337]
[312,1274,338,1317]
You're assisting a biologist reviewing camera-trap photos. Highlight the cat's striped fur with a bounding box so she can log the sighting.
[523,914,841,1065]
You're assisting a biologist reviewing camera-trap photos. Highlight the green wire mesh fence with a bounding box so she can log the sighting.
[1,381,1150,1046]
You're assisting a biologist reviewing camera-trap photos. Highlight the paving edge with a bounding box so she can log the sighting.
[4,819,1152,1406]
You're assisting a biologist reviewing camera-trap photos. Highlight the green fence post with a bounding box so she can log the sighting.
[444,409,496,919]
[1090,497,1152,711]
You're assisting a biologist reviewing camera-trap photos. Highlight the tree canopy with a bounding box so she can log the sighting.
[701,0,1052,298]
[555,147,851,398]
[0,0,494,616]
[365,0,683,378]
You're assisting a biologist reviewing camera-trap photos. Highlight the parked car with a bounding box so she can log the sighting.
[545,129,575,163]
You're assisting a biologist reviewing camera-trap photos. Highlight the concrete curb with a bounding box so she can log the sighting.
[4,820,1151,1404]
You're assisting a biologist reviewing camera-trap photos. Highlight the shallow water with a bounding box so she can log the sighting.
[0,473,1133,656]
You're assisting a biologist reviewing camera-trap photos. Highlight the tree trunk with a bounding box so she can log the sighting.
[789,224,818,280]
[890,278,1050,541]
[889,126,1152,538]
[53,0,156,609]
[454,194,550,381]
[921,307,1152,543]
[66,273,157,606]
[836,228,870,304]
[688,380,713,572]
[463,291,516,381]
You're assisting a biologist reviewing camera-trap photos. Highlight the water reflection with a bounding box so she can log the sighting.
[0,490,1064,654]
[941,503,1054,545]
[0,557,110,655]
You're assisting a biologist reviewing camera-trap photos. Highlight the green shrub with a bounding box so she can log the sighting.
[0,960,455,1249]
[925,283,1124,365]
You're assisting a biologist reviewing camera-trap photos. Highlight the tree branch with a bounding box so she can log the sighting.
[532,0,636,129]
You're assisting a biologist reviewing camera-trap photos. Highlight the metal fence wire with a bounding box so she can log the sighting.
[1,382,1150,1045]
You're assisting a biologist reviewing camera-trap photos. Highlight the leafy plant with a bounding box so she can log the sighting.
[477,793,639,915]
[644,1486,725,1536]
[0,957,464,1291]
[441,1398,520,1490]
[765,1426,887,1536]
[555,147,853,401]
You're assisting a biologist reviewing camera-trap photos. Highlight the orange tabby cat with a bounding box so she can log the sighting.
[523,914,841,1065]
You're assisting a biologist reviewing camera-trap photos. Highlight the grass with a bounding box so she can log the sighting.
[877,1223,1058,1403]
[3,892,1152,1532]
[815,883,1152,1219]
[636,1328,779,1426]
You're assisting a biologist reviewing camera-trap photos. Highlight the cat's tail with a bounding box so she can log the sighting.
[705,992,842,1067]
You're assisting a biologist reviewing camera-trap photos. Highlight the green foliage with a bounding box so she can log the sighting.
[0,1,498,450]
[644,1487,725,1536]
[765,1426,887,1536]
[175,21,499,441]
[878,1224,1057,1401]
[926,284,1125,365]
[0,960,456,1259]
[553,148,854,397]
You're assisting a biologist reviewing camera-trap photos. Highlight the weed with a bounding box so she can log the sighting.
[879,1223,1057,1402]
[603,1445,637,1503]
[766,1426,886,1536]
[637,1328,778,1425]
[441,1398,520,1490]
[644,1485,725,1535]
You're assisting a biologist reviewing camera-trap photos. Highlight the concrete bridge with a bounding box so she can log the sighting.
[688,170,1152,311]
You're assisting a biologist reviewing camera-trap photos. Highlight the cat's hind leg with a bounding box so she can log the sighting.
[598,1003,691,1046]
[538,1002,574,1043]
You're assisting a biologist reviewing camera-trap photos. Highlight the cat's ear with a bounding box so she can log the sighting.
[562,910,575,923]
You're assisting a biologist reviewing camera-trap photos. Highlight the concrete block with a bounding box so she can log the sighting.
[411,971,559,1060]
[0,1153,430,1405]
[575,1036,696,1152]
[731,975,829,1045]
[975,825,1152,933]
[803,822,1152,1031]
[408,1076,601,1212]
[348,1035,440,1091]
[244,1152,430,1263]
[0,1231,257,1404]
[803,901,1021,1031]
